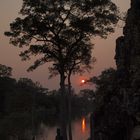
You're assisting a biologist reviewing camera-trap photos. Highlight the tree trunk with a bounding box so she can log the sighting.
[68,72,73,140]
[60,72,67,140]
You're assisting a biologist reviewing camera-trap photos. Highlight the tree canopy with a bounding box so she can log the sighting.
[5,0,119,76]
[0,64,12,77]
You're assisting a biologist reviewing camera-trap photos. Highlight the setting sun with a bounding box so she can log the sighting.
[81,79,85,84]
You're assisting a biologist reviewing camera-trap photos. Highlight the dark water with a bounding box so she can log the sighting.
[37,116,90,140]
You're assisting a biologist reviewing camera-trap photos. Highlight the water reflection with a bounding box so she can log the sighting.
[37,117,90,140]
[82,118,86,133]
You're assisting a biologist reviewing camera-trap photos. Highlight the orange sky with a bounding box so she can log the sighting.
[0,0,130,91]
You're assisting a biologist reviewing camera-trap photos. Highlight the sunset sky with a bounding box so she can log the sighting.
[0,0,130,91]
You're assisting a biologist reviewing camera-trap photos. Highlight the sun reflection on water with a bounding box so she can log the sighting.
[82,118,86,133]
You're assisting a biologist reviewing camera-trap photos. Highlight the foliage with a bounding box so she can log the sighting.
[5,0,119,77]
[88,68,131,140]
[0,75,92,139]
[0,76,50,139]
[79,89,95,101]
[0,64,12,77]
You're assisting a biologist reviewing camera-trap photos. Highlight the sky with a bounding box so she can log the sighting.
[0,0,130,92]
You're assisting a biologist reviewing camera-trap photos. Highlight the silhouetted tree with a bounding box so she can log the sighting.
[0,64,12,77]
[0,65,14,118]
[79,89,95,101]
[0,73,94,140]
[5,0,119,139]
[49,40,96,140]
[88,68,133,140]
[88,68,119,115]
[0,76,50,140]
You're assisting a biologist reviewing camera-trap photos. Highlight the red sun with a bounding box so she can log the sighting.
[81,79,85,84]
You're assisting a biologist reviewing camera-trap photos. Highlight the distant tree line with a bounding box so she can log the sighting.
[0,64,92,140]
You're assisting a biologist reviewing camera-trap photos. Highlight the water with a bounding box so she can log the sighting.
[37,116,90,140]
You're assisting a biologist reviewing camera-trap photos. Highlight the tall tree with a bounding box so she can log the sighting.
[65,50,95,140]
[5,0,119,139]
[49,38,95,140]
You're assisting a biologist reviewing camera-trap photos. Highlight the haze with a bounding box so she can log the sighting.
[0,0,130,91]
